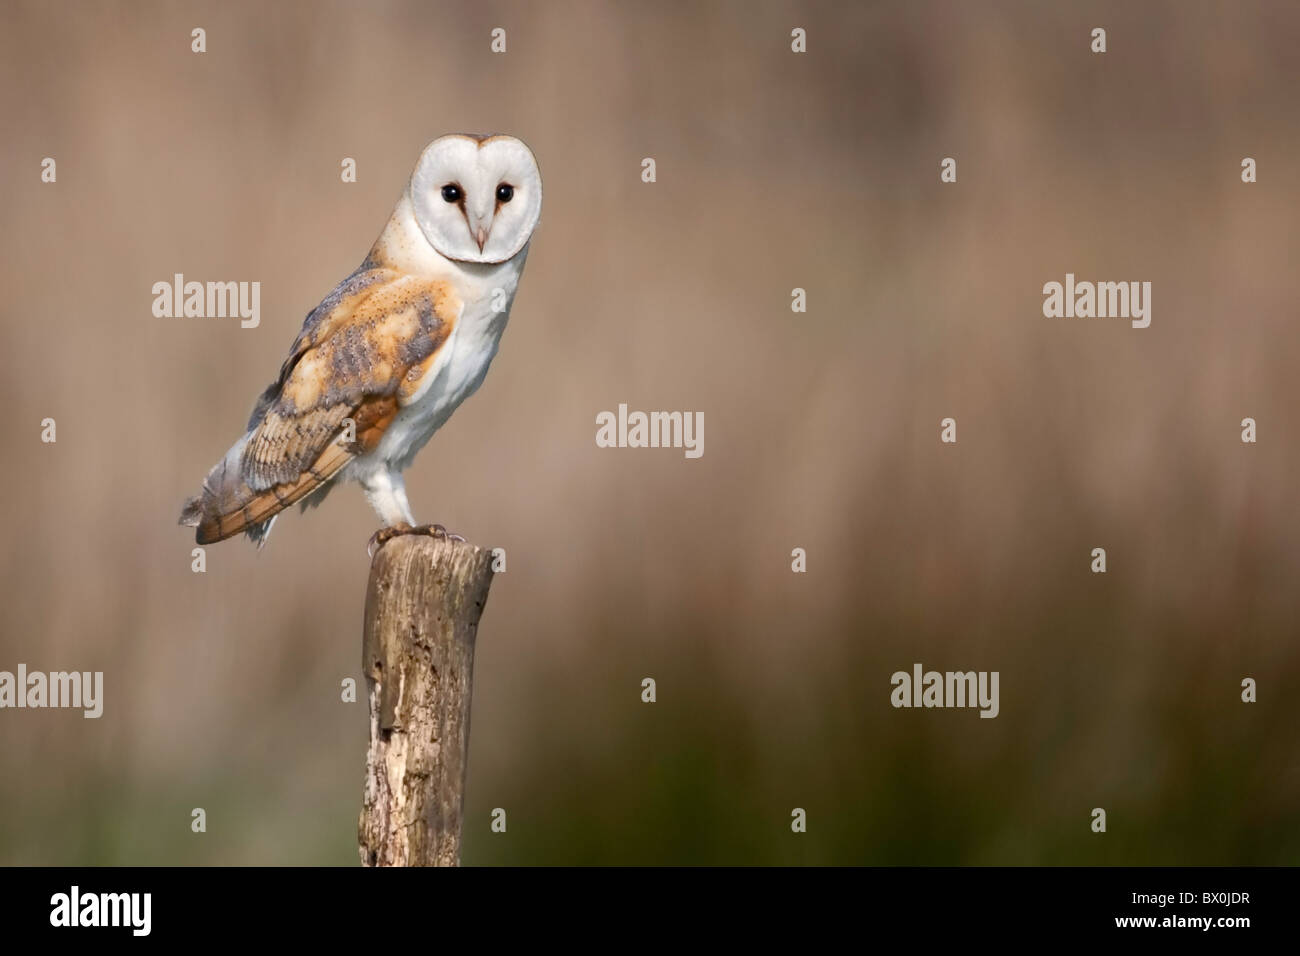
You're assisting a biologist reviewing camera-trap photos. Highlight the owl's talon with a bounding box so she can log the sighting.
[367,523,465,556]
[414,523,466,543]
[367,522,414,558]
[411,523,468,543]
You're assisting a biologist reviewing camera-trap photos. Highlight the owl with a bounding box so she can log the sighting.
[179,133,542,551]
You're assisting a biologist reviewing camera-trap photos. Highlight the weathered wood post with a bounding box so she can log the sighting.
[358,534,495,866]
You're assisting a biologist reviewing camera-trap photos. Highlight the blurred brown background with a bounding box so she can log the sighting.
[1,0,1297,864]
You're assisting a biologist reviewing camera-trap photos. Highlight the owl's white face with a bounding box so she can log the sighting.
[410,134,542,265]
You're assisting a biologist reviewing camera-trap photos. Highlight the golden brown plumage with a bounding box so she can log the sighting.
[180,261,458,545]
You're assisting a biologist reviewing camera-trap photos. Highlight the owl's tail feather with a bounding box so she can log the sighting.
[179,433,351,548]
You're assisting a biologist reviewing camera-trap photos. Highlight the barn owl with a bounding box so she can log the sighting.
[179,133,541,552]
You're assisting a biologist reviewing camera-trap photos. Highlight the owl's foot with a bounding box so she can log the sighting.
[414,523,467,544]
[367,522,413,558]
[367,522,465,558]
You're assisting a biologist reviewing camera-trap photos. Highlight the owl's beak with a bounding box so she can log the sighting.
[466,206,492,253]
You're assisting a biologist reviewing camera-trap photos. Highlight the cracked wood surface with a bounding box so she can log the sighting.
[358,533,495,866]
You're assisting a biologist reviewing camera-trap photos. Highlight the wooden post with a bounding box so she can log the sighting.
[358,534,495,866]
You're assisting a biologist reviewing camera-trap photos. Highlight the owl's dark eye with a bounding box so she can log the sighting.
[441,184,462,203]
[496,183,514,203]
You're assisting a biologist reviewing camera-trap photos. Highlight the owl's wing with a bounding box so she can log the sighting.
[180,267,460,544]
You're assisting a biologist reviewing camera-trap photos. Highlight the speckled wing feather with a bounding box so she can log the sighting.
[180,266,459,545]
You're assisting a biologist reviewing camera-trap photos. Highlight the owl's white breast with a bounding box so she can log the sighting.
[338,191,530,481]
[375,254,528,473]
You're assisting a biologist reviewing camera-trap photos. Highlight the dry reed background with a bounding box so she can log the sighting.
[0,0,1297,864]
